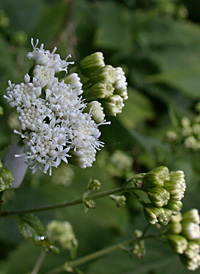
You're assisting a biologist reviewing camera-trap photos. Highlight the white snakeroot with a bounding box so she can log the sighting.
[5,39,109,175]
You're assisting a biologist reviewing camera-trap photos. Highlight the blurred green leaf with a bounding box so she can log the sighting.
[17,214,59,253]
[94,2,132,50]
[118,88,155,129]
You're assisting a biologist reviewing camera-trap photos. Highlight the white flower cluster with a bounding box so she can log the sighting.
[4,39,107,175]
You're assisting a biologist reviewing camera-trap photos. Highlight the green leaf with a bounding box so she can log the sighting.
[17,214,59,253]
[94,2,132,50]
[0,165,14,192]
[118,88,155,129]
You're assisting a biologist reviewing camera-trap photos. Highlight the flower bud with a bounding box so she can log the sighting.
[180,253,200,271]
[104,95,124,116]
[64,73,83,95]
[182,222,200,240]
[170,212,183,223]
[184,241,200,259]
[143,204,171,225]
[148,187,170,207]
[168,221,182,234]
[84,101,105,123]
[113,67,128,100]
[143,166,169,189]
[46,220,78,252]
[182,209,200,225]
[167,235,188,254]
[87,179,101,191]
[0,166,14,191]
[89,65,116,85]
[79,52,105,78]
[164,171,186,201]
[166,200,183,214]
[84,82,114,100]
[110,195,126,207]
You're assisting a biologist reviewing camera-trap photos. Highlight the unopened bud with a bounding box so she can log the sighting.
[0,166,14,191]
[110,195,126,207]
[168,221,182,234]
[166,200,183,214]
[182,209,200,225]
[79,52,105,78]
[104,95,124,116]
[170,213,183,223]
[84,101,105,123]
[143,204,171,225]
[182,222,200,240]
[143,166,169,189]
[184,241,200,259]
[114,67,128,100]
[90,65,116,85]
[64,73,83,95]
[167,234,188,254]
[180,253,200,271]
[87,179,101,191]
[84,82,114,100]
[148,187,170,207]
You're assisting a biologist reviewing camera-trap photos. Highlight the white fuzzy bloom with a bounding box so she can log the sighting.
[5,39,109,175]
[33,65,56,88]
[27,38,74,73]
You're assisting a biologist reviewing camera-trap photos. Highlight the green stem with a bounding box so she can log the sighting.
[31,250,46,274]
[45,231,155,274]
[0,186,136,217]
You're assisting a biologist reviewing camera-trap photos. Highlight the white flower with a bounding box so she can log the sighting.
[27,38,74,73]
[5,39,109,175]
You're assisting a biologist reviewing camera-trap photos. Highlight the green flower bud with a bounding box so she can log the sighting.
[79,52,105,78]
[46,220,78,252]
[113,67,128,100]
[143,166,169,189]
[144,204,171,225]
[184,241,200,259]
[104,94,124,116]
[182,222,200,240]
[167,235,188,254]
[84,82,114,100]
[180,253,200,271]
[164,171,186,201]
[110,195,126,207]
[170,212,183,223]
[158,208,172,226]
[64,73,83,94]
[87,179,101,191]
[168,221,182,234]
[0,166,14,192]
[166,200,183,215]
[89,65,116,85]
[148,187,170,207]
[182,209,200,225]
[84,101,105,123]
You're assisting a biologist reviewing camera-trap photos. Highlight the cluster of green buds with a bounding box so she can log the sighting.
[46,220,78,258]
[167,209,200,271]
[0,160,14,192]
[167,103,200,151]
[141,166,186,225]
[73,52,128,122]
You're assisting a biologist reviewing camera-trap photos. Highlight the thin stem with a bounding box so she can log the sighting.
[31,250,46,274]
[45,233,159,274]
[0,186,136,217]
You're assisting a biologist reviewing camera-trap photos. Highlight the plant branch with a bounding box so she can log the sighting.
[0,185,136,217]
[31,250,46,274]
[45,231,159,274]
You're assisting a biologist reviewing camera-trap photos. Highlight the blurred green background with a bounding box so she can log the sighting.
[0,0,200,273]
